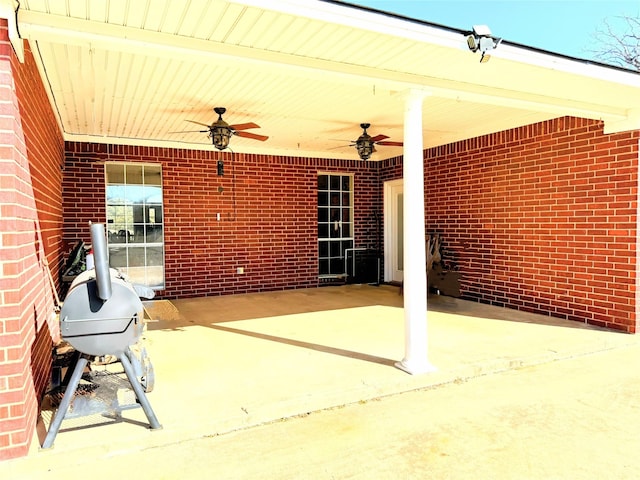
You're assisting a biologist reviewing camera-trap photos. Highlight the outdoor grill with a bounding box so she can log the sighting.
[42,223,161,449]
[60,267,145,356]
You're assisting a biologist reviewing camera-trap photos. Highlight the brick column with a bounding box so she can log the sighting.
[0,20,60,461]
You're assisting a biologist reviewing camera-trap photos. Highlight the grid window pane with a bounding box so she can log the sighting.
[319,259,329,276]
[108,246,127,268]
[126,165,143,184]
[329,258,343,274]
[144,166,162,186]
[329,240,342,257]
[106,164,125,184]
[146,246,164,267]
[317,173,353,278]
[143,186,163,204]
[106,185,126,204]
[105,163,165,289]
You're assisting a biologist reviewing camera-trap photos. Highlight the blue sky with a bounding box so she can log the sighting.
[352,1,640,61]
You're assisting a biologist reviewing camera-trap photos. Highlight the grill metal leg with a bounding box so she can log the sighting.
[60,350,81,386]
[42,348,161,449]
[119,349,162,430]
[41,355,89,449]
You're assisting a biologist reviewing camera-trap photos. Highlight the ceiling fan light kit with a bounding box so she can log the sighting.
[171,109,401,160]
[211,128,230,150]
[210,108,232,150]
[356,123,374,160]
[170,107,268,151]
[353,123,403,160]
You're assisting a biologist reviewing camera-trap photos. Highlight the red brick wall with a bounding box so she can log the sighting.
[62,144,381,297]
[0,25,65,461]
[63,116,640,335]
[382,117,639,333]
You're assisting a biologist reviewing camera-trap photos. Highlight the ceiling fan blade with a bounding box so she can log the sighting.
[327,144,352,150]
[376,141,403,146]
[167,129,209,134]
[230,122,260,131]
[185,119,211,127]
[235,131,269,141]
[369,134,389,142]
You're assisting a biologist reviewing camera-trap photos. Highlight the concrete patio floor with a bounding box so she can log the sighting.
[5,284,638,473]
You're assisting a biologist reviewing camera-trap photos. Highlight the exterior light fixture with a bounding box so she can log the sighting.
[172,106,267,150]
[355,123,374,160]
[211,125,231,150]
[466,25,502,63]
[210,107,232,150]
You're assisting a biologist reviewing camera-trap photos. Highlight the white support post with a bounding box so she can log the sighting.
[395,89,436,375]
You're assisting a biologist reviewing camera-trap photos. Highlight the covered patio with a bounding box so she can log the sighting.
[15,285,634,467]
[2,0,640,461]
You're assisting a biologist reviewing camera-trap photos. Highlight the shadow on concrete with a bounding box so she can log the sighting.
[210,323,397,367]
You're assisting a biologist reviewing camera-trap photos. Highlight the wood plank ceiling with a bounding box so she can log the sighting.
[14,0,640,160]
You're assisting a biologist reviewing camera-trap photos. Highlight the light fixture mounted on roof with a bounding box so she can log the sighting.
[356,124,375,160]
[168,107,268,150]
[353,123,403,160]
[210,110,232,150]
[466,25,502,63]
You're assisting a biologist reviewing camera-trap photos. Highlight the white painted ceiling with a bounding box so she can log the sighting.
[12,0,640,160]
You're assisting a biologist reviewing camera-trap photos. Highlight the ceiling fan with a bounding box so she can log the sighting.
[170,107,268,150]
[340,123,403,160]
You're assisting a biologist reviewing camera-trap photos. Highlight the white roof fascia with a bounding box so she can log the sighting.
[0,0,24,62]
[495,43,640,89]
[230,0,640,86]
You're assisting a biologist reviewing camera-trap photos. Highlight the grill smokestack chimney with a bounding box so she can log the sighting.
[90,222,112,301]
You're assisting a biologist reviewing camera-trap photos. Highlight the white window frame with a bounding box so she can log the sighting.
[317,172,354,278]
[105,162,165,289]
